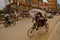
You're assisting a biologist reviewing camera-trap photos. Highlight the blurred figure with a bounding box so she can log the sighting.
[4,13,10,21]
[14,11,18,21]
[32,12,47,30]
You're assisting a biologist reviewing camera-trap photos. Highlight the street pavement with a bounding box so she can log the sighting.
[48,21,60,40]
[0,15,60,40]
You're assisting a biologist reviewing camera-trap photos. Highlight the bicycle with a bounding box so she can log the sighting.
[27,21,49,37]
[4,19,16,27]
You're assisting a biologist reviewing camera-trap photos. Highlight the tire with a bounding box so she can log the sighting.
[27,27,35,37]
[45,23,49,32]
[4,22,8,27]
[12,20,16,25]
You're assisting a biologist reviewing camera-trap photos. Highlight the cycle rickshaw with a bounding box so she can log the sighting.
[27,9,49,37]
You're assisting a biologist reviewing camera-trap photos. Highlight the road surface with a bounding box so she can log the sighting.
[48,21,60,40]
[0,17,60,40]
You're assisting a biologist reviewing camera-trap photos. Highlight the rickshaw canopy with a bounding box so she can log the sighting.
[28,9,46,17]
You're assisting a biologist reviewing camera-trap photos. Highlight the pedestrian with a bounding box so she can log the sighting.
[14,11,18,20]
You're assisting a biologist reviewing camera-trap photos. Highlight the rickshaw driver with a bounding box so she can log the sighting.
[32,12,47,30]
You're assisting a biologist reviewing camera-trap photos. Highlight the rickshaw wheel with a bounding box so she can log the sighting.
[45,23,49,32]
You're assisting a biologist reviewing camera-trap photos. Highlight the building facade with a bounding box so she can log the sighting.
[48,0,57,12]
[13,0,43,13]
[4,0,58,14]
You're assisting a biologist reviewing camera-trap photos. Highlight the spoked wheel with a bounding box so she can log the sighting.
[45,23,49,32]
[27,27,35,37]
[12,20,16,25]
[4,22,8,27]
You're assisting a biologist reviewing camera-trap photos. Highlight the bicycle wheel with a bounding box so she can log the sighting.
[12,20,16,25]
[27,27,35,37]
[4,22,8,27]
[45,23,49,32]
